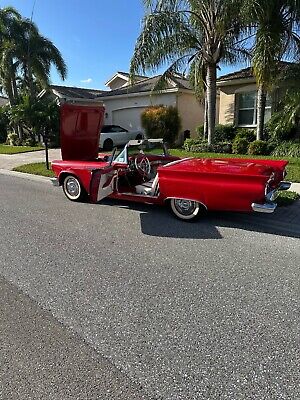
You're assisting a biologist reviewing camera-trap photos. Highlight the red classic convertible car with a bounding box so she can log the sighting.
[51,103,291,221]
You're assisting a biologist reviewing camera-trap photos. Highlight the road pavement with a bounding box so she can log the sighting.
[0,173,299,399]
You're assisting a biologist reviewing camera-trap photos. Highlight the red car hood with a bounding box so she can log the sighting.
[60,103,105,161]
[165,158,288,177]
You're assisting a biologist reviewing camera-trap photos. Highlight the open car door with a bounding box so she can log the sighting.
[90,167,117,203]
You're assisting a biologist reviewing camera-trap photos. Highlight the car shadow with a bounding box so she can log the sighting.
[99,198,300,240]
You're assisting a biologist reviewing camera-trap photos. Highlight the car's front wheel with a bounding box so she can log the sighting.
[170,198,202,221]
[63,175,86,202]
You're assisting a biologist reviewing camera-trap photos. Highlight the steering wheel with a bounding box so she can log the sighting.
[135,155,151,177]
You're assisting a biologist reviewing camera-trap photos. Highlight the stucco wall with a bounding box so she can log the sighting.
[217,83,257,125]
[100,92,178,131]
[176,92,205,137]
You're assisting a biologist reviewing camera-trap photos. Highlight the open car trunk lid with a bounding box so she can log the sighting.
[60,103,105,161]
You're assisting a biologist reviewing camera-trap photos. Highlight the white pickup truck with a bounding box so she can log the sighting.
[99,125,144,150]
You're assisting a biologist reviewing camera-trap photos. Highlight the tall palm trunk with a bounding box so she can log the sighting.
[206,64,217,145]
[203,93,208,140]
[256,85,267,141]
[6,80,15,106]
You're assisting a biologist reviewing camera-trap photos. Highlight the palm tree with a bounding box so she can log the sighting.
[0,17,67,102]
[16,19,67,98]
[245,0,300,140]
[130,0,248,144]
[0,7,22,104]
[0,8,67,139]
[0,6,21,40]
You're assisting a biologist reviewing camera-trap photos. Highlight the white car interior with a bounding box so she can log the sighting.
[111,139,174,197]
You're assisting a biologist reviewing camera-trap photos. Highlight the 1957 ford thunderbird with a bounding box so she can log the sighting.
[51,103,291,221]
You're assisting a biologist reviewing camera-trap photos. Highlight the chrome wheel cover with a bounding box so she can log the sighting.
[174,199,197,216]
[64,177,80,199]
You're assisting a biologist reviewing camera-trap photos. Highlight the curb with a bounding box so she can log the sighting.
[0,169,52,184]
[289,183,300,195]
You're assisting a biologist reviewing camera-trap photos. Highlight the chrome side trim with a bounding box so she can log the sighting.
[252,202,277,213]
[50,178,59,186]
[278,181,291,191]
[165,197,207,210]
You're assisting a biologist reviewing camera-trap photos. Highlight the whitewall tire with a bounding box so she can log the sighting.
[170,198,201,221]
[63,175,85,202]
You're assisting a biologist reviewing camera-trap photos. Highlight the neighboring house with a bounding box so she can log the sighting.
[38,85,106,103]
[105,71,149,90]
[97,73,205,135]
[217,62,295,128]
[0,95,9,107]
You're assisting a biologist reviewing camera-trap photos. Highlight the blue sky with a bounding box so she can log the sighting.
[1,0,246,90]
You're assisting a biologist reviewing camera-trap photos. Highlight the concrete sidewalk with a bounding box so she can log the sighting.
[290,182,300,194]
[0,148,61,170]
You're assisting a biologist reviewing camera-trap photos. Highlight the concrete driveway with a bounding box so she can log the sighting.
[0,148,61,170]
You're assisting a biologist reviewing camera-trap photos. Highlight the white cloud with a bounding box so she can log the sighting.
[80,78,93,83]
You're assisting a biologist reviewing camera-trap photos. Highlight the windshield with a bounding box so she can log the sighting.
[112,140,169,164]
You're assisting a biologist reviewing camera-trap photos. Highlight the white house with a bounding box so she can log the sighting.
[40,72,206,136]
[98,73,205,135]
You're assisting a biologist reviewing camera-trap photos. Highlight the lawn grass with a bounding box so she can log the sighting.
[0,144,43,154]
[13,162,54,177]
[168,149,300,183]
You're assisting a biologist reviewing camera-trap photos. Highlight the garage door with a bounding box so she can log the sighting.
[112,107,145,131]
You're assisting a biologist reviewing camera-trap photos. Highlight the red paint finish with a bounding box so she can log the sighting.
[60,103,105,161]
[53,103,290,215]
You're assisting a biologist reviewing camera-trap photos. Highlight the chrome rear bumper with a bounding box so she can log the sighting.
[278,181,291,191]
[252,202,277,213]
[252,181,291,214]
[50,177,59,186]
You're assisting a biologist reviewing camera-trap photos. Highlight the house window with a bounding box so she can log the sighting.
[237,91,272,127]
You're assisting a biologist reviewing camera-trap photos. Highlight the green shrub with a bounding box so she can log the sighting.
[184,138,232,153]
[235,128,256,143]
[141,105,181,145]
[22,136,37,147]
[248,140,269,155]
[6,132,21,146]
[214,124,236,142]
[195,124,237,143]
[232,137,249,154]
[195,124,204,137]
[184,138,209,152]
[211,142,232,153]
[271,141,300,158]
[266,90,300,143]
[277,191,300,207]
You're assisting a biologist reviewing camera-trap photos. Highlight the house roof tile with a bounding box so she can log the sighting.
[50,85,107,99]
[218,61,296,82]
[97,75,192,98]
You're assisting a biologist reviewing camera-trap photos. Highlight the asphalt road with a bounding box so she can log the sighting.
[0,173,299,400]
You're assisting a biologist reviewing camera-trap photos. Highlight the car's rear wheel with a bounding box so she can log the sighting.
[170,198,201,221]
[63,175,86,202]
[103,138,113,151]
